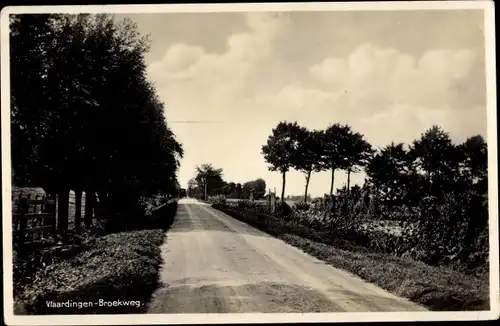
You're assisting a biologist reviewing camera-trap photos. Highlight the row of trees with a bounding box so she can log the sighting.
[262,121,488,208]
[262,122,372,202]
[187,164,266,200]
[11,14,183,231]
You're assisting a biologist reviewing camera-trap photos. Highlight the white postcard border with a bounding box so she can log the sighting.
[1,1,498,325]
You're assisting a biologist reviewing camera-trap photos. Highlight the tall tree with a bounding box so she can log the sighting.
[322,123,352,196]
[409,125,458,201]
[293,129,325,203]
[262,121,302,201]
[341,130,373,197]
[459,134,488,194]
[10,14,183,231]
[366,142,411,205]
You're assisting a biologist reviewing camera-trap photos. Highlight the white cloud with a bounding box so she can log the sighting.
[309,43,477,111]
[146,15,485,197]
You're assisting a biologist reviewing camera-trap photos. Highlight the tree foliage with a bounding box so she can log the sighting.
[193,164,225,198]
[293,128,325,202]
[10,14,183,230]
[262,121,303,201]
[366,142,411,204]
[241,178,267,199]
[322,123,352,195]
[340,130,373,196]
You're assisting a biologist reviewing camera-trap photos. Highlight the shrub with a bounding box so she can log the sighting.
[273,201,293,218]
[406,191,489,269]
[139,194,170,217]
[293,202,310,212]
[207,195,227,205]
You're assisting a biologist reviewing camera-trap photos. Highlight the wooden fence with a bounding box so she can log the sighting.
[12,192,56,246]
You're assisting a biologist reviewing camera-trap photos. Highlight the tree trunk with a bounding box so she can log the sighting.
[57,188,69,233]
[84,191,95,227]
[281,171,286,202]
[304,170,311,203]
[98,191,108,221]
[74,189,82,231]
[329,167,336,196]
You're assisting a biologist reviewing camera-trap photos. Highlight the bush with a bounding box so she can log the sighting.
[139,194,170,217]
[273,201,293,218]
[207,195,227,205]
[293,202,310,212]
[405,191,489,269]
[217,186,489,274]
[105,200,178,233]
[236,199,256,209]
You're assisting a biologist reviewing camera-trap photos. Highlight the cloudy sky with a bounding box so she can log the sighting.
[117,9,487,197]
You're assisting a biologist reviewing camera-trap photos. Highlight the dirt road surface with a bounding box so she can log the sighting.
[147,198,427,313]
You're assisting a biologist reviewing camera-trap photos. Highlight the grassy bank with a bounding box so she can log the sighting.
[212,204,489,311]
[14,201,178,315]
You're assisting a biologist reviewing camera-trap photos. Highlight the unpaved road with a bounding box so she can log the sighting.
[148,198,427,313]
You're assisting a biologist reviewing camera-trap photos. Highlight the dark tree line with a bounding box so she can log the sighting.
[262,121,488,209]
[10,14,183,232]
[187,164,266,200]
[261,122,372,203]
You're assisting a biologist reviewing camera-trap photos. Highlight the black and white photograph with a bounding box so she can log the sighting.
[1,1,498,325]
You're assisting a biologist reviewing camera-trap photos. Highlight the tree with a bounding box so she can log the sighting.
[253,178,266,199]
[322,123,352,196]
[293,128,325,203]
[459,135,488,194]
[187,178,197,197]
[240,178,266,199]
[262,121,302,201]
[366,142,411,205]
[341,129,373,197]
[194,164,225,198]
[409,125,458,201]
[235,183,243,199]
[10,14,56,187]
[10,14,183,231]
[242,181,254,199]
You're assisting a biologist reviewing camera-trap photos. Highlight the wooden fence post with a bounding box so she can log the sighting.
[45,195,57,238]
[18,196,29,245]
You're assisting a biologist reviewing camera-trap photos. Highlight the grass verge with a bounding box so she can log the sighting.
[14,202,178,315]
[213,204,489,311]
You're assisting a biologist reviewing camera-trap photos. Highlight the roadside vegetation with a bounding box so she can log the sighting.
[209,120,489,311]
[11,14,181,314]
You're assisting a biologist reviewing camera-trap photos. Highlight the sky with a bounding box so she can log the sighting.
[116,9,487,198]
